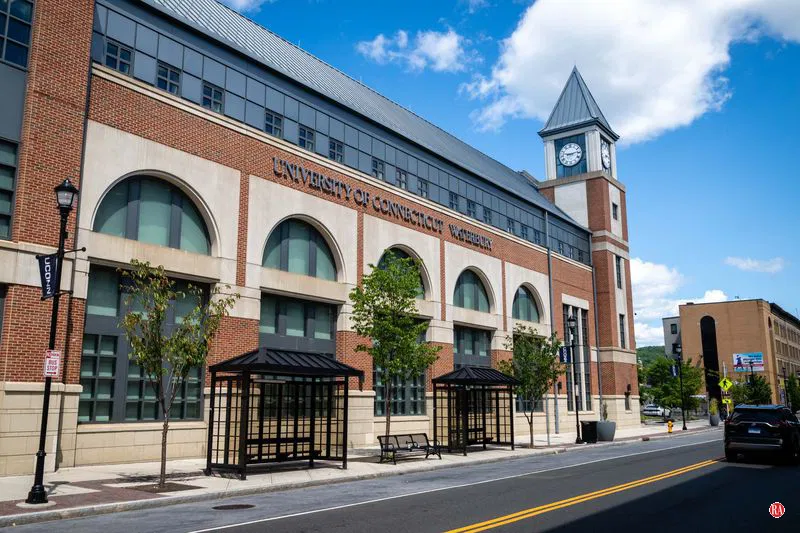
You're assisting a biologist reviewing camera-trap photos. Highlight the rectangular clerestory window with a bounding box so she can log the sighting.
[156,63,180,95]
[105,40,132,75]
[1,0,34,68]
[202,83,224,113]
[0,140,17,240]
[265,111,283,138]
[329,139,343,163]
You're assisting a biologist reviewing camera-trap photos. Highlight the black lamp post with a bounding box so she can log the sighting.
[567,315,582,444]
[26,179,79,505]
[675,345,687,431]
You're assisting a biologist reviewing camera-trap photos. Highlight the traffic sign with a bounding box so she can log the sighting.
[722,398,733,407]
[43,350,61,378]
[719,377,733,392]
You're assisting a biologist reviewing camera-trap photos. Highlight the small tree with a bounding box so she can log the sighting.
[730,375,774,406]
[646,356,704,413]
[119,260,238,489]
[349,251,440,437]
[787,374,800,412]
[497,324,564,448]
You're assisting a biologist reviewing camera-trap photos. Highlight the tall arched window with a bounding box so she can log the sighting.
[512,286,540,322]
[453,270,490,312]
[262,219,336,281]
[93,177,210,255]
[377,248,425,299]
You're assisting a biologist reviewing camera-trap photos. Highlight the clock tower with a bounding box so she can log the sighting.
[537,68,638,424]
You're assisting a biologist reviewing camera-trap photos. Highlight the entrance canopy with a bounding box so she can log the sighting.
[206,348,364,479]
[433,366,519,455]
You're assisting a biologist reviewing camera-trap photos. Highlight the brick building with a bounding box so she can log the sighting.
[665,300,800,405]
[0,0,638,475]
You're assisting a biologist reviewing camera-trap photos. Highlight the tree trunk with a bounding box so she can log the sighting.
[528,414,534,449]
[385,375,392,437]
[159,415,169,489]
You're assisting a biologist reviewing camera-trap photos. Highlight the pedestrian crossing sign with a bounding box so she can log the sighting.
[719,377,733,392]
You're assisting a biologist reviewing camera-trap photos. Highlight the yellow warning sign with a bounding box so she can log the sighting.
[719,377,733,392]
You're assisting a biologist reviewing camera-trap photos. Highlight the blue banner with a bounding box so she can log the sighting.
[36,253,59,299]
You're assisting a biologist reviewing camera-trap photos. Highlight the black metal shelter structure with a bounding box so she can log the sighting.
[205,348,364,479]
[433,366,519,456]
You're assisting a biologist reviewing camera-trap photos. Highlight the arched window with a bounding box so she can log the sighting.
[262,219,336,281]
[453,270,490,312]
[512,286,540,322]
[377,248,425,299]
[93,177,210,255]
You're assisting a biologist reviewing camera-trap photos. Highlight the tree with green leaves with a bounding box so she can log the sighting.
[787,374,800,412]
[497,324,564,448]
[119,260,238,489]
[645,356,704,413]
[730,375,773,406]
[349,251,440,437]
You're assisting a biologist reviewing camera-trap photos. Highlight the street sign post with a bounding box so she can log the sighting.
[43,350,61,378]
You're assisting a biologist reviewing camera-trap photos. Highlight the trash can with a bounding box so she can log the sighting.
[581,421,598,444]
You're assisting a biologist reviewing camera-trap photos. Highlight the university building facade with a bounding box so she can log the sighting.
[0,0,638,475]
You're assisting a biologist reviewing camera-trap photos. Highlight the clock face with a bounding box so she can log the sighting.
[559,142,582,167]
[601,142,611,169]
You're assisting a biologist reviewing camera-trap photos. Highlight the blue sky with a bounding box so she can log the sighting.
[222,0,800,345]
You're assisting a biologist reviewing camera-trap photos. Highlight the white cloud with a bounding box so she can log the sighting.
[464,0,489,14]
[635,322,667,347]
[219,0,274,13]
[465,0,800,142]
[724,256,786,273]
[357,29,472,73]
[630,257,727,345]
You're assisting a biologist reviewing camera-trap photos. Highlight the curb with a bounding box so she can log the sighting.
[0,426,721,528]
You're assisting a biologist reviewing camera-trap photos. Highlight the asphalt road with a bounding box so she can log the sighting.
[10,431,799,532]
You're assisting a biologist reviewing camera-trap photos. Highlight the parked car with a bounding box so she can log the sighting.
[642,404,671,417]
[724,404,800,463]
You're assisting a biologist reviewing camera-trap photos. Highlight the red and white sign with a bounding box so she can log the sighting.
[769,502,785,519]
[43,350,61,378]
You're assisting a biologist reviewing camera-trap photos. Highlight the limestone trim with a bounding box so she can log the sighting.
[592,230,629,247]
[537,171,627,194]
[562,294,590,310]
[75,421,207,433]
[0,382,82,393]
[0,242,76,289]
[597,348,638,365]
[591,241,629,259]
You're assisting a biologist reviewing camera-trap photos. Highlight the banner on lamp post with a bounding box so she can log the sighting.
[36,253,59,299]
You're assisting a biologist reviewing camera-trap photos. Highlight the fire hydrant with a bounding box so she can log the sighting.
[668,419,674,434]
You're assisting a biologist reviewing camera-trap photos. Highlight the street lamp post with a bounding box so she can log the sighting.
[26,179,79,505]
[567,315,582,444]
[675,345,687,431]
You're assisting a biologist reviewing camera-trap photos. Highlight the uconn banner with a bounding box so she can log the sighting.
[36,253,59,299]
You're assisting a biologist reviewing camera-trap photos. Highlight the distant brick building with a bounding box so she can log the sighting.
[667,300,800,405]
[0,0,637,475]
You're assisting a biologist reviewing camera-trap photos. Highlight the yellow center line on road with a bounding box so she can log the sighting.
[445,458,720,533]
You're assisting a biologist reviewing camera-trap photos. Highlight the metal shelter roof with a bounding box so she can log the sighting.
[138,0,579,223]
[210,347,364,378]
[433,366,519,386]
[539,67,618,141]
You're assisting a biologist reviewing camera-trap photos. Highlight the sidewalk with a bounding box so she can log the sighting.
[0,420,719,527]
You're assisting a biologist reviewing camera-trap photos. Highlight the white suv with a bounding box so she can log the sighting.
[642,404,671,417]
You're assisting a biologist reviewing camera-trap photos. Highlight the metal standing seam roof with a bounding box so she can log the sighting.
[210,347,365,377]
[539,67,619,141]
[433,366,519,386]
[137,0,581,225]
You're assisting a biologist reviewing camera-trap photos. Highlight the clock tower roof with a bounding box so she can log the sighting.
[539,67,619,141]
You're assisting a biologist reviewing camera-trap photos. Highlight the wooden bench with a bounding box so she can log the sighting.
[377,433,442,465]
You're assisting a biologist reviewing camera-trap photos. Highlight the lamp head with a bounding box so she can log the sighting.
[55,179,79,212]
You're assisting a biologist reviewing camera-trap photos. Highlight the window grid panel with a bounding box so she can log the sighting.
[265,111,283,138]
[417,178,429,198]
[371,158,384,180]
[0,140,18,240]
[156,62,180,95]
[1,0,33,68]
[299,127,315,152]
[484,208,492,225]
[105,39,132,75]
[396,169,407,190]
[616,255,623,289]
[202,83,224,113]
[328,139,343,162]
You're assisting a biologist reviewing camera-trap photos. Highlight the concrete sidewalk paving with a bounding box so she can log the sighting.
[0,420,719,527]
